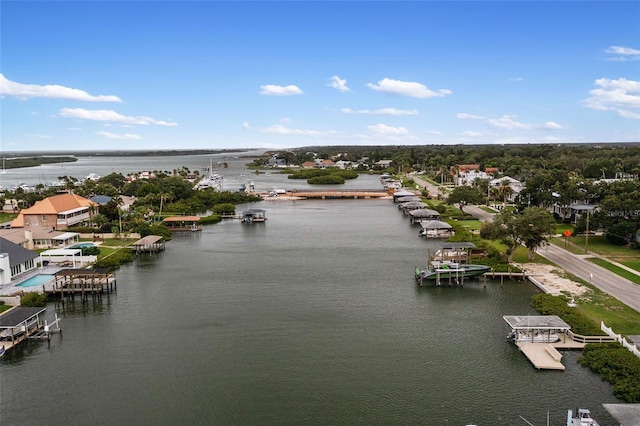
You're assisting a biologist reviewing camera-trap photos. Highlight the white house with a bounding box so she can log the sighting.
[0,237,39,285]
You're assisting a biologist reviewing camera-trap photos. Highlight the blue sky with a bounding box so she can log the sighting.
[1,1,639,152]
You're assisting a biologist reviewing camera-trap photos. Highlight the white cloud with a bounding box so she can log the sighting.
[97,131,143,140]
[259,84,303,96]
[582,78,640,119]
[59,108,178,126]
[341,107,418,116]
[328,75,351,93]
[261,124,322,136]
[426,130,443,136]
[509,77,524,82]
[242,122,250,129]
[0,73,121,102]
[68,127,82,131]
[456,113,485,120]
[366,78,452,98]
[540,121,565,130]
[487,115,532,130]
[605,46,640,61]
[367,123,411,136]
[459,131,483,138]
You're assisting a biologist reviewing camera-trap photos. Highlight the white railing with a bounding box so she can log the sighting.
[601,321,640,358]
[566,330,616,344]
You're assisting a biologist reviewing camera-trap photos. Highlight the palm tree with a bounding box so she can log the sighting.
[498,179,514,208]
[158,191,174,218]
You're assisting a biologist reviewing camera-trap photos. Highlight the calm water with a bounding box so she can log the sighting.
[0,157,620,425]
[0,150,382,193]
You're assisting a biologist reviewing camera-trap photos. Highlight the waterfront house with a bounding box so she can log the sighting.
[0,237,38,285]
[489,176,523,203]
[10,193,97,231]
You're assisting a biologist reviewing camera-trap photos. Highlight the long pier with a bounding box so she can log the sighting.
[264,189,391,199]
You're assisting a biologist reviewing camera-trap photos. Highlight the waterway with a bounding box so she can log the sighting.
[0,154,620,425]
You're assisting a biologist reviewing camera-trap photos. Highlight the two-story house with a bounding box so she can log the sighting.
[11,193,97,231]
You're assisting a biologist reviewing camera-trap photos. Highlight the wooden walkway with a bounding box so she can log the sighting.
[515,333,614,370]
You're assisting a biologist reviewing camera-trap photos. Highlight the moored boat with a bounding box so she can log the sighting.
[414,260,491,282]
[569,408,600,426]
[506,330,560,343]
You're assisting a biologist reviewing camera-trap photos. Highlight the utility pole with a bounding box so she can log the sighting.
[584,209,590,253]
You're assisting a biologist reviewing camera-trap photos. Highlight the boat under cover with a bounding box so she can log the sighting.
[414,260,491,281]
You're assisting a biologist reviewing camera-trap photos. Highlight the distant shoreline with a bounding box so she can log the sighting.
[1,148,257,159]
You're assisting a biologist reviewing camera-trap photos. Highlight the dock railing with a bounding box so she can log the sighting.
[565,330,617,344]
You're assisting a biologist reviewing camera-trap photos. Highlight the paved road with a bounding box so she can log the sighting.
[539,243,640,313]
[463,204,640,313]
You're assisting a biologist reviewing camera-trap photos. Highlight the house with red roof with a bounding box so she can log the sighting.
[11,193,97,231]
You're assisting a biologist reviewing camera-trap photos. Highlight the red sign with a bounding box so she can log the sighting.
[563,230,572,237]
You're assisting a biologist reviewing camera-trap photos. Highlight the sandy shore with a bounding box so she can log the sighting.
[514,263,588,297]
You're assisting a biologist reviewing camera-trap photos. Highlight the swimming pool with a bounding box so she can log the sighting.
[16,274,55,288]
[69,243,94,249]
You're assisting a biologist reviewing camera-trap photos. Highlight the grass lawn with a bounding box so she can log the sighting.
[575,283,640,336]
[453,219,484,231]
[588,258,640,284]
[0,304,12,314]
[99,238,136,248]
[0,213,18,223]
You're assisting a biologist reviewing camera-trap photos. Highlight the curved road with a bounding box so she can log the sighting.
[463,205,640,313]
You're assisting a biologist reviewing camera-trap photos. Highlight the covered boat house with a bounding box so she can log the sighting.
[419,220,454,238]
[392,190,417,202]
[408,208,440,224]
[241,208,267,223]
[399,201,429,214]
[0,306,47,351]
[131,235,165,254]
[162,216,202,232]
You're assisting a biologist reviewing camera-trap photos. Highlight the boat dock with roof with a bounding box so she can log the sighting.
[503,315,616,370]
[0,306,62,357]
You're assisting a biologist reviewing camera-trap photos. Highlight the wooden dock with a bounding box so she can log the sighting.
[517,342,566,370]
[43,268,117,303]
[514,332,614,370]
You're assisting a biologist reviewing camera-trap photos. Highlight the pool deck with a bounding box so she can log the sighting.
[0,266,62,296]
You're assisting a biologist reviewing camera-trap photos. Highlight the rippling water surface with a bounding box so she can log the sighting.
[0,156,620,425]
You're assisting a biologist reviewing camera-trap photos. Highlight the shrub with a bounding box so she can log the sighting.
[307,175,345,184]
[81,246,101,256]
[199,214,222,225]
[530,294,603,335]
[578,343,640,402]
[212,203,235,215]
[94,250,134,270]
[21,292,46,307]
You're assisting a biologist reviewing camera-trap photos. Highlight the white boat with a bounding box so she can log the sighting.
[85,173,100,181]
[507,330,560,343]
[194,158,223,190]
[569,408,600,426]
[415,260,491,282]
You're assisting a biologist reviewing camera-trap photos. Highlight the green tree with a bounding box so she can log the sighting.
[482,207,555,262]
[446,186,484,214]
